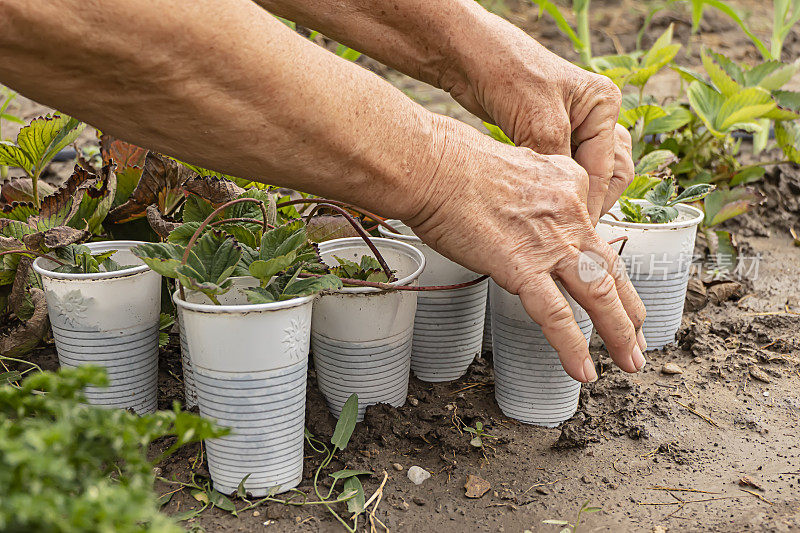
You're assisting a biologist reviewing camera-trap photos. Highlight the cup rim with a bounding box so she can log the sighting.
[599,199,704,230]
[32,240,152,281]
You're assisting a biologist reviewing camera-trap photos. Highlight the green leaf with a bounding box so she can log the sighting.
[482,122,514,145]
[282,274,342,298]
[730,166,766,186]
[704,188,765,226]
[707,229,738,271]
[670,183,715,205]
[645,178,676,206]
[191,231,242,285]
[618,105,667,129]
[622,175,661,199]
[16,115,86,175]
[131,242,185,279]
[775,121,800,164]
[335,44,362,62]
[749,60,800,90]
[702,50,741,96]
[635,150,677,174]
[618,198,643,223]
[343,476,366,515]
[330,469,373,481]
[0,142,34,173]
[167,222,202,246]
[208,490,236,513]
[773,90,800,113]
[243,286,277,304]
[331,393,358,450]
[687,82,725,136]
[689,0,771,59]
[705,50,745,84]
[530,0,585,52]
[248,252,297,282]
[1,370,23,384]
[643,204,679,223]
[717,87,775,131]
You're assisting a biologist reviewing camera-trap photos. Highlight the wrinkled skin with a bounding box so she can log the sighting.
[406,117,646,382]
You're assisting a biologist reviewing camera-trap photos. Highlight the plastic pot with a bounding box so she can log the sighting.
[177,277,258,409]
[482,290,492,353]
[33,241,161,414]
[174,281,313,496]
[489,281,593,427]
[378,220,487,382]
[596,200,703,350]
[311,237,425,421]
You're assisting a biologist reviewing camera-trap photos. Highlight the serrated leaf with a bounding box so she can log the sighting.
[643,204,679,223]
[243,286,277,304]
[306,215,359,242]
[645,178,676,206]
[618,105,667,129]
[331,393,358,450]
[0,142,34,173]
[622,175,661,199]
[183,175,244,205]
[702,49,741,96]
[717,87,775,131]
[0,177,55,204]
[687,81,725,136]
[249,253,297,282]
[15,114,85,175]
[670,183,715,204]
[730,166,766,186]
[775,121,800,163]
[282,274,342,298]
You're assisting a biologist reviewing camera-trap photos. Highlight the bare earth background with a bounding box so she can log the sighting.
[4,0,800,531]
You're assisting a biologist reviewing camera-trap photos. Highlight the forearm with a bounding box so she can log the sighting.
[0,0,451,220]
[256,0,511,94]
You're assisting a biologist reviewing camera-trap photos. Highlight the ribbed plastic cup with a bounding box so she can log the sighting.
[312,238,425,421]
[174,281,313,496]
[596,200,703,350]
[177,277,257,409]
[489,281,593,427]
[482,291,492,353]
[33,241,161,415]
[379,220,487,382]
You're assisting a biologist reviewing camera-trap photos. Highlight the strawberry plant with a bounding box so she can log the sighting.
[618,178,714,223]
[330,255,395,284]
[0,114,86,208]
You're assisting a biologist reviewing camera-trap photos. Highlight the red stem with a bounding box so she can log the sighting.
[209,217,274,229]
[300,272,489,292]
[0,250,67,266]
[180,197,268,300]
[607,236,629,256]
[277,198,400,235]
[311,203,394,282]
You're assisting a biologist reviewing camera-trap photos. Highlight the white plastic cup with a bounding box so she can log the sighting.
[174,281,313,496]
[482,290,492,353]
[177,277,258,409]
[596,200,703,350]
[311,238,425,421]
[378,220,487,382]
[489,281,593,427]
[33,241,161,414]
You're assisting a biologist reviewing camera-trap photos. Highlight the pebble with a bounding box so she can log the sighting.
[407,466,431,485]
[412,496,427,506]
[661,362,684,375]
[408,396,419,407]
[392,463,404,471]
[252,511,260,517]
[535,487,550,495]
[749,366,772,383]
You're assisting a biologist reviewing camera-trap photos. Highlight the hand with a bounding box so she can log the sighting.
[439,19,633,222]
[405,117,646,382]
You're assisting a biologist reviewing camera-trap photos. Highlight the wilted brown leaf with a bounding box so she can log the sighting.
[0,287,49,357]
[685,278,708,311]
[146,204,180,239]
[464,475,491,499]
[0,177,55,205]
[306,215,359,242]
[100,134,147,169]
[106,152,194,224]
[183,176,244,205]
[707,281,742,304]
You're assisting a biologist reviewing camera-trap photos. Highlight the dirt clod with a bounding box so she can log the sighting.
[749,366,772,383]
[661,362,684,375]
[464,475,491,499]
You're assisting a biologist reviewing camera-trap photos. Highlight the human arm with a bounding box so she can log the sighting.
[256,0,634,221]
[0,0,645,380]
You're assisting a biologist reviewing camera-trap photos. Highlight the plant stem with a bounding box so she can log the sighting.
[311,203,394,282]
[276,197,400,235]
[684,130,713,162]
[575,0,593,66]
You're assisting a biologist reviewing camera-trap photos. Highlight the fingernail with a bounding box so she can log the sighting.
[636,329,647,352]
[583,358,598,383]
[632,345,646,371]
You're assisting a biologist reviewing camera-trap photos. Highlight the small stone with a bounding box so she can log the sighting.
[152,467,162,476]
[412,496,426,506]
[408,396,419,407]
[581,475,591,484]
[661,363,684,375]
[392,463,404,471]
[407,466,431,485]
[464,475,491,498]
[764,391,770,397]
[693,357,703,364]
[535,487,550,495]
[445,403,455,411]
[652,527,667,533]
[252,511,260,517]
[749,366,771,383]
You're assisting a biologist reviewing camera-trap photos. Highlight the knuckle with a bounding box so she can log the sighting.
[587,272,618,303]
[615,123,632,145]
[542,296,576,330]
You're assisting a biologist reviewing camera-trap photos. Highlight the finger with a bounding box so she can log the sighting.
[517,274,597,383]
[572,85,622,224]
[516,109,572,157]
[603,124,635,215]
[554,243,646,374]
